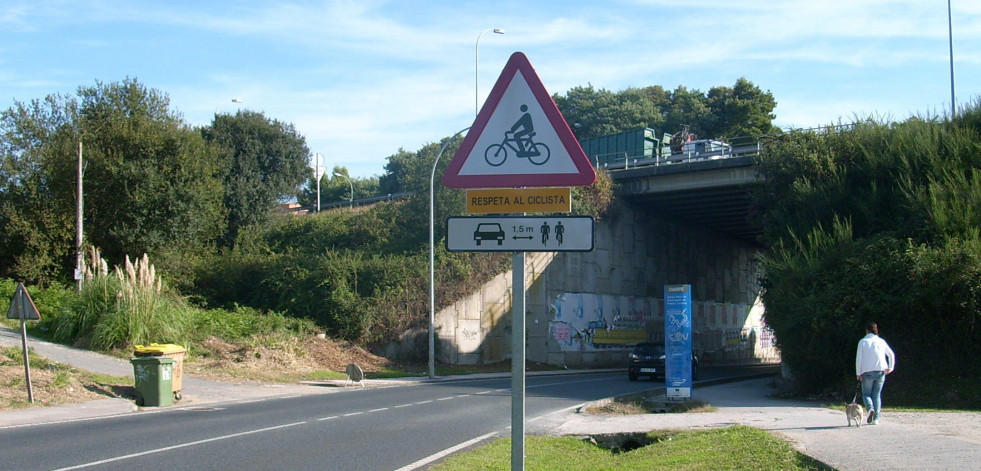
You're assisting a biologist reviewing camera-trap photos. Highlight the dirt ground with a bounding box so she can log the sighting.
[1,335,395,410]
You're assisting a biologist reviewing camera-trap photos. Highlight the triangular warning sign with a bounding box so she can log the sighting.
[6,282,41,321]
[443,52,596,189]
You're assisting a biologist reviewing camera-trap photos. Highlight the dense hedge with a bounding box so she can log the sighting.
[757,102,981,392]
[191,204,511,351]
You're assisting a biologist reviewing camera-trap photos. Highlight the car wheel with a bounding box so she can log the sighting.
[628,372,638,381]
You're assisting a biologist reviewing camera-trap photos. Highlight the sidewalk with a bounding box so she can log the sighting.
[4,327,981,470]
[535,377,981,471]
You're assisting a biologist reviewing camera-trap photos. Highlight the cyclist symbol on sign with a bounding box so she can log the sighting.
[484,104,551,167]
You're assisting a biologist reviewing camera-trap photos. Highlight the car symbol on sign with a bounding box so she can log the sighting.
[474,223,505,245]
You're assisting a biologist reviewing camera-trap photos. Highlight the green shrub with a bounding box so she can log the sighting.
[758,104,981,392]
[50,254,191,350]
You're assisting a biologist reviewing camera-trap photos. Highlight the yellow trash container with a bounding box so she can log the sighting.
[134,343,187,401]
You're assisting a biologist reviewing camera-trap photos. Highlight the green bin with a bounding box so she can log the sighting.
[131,356,174,407]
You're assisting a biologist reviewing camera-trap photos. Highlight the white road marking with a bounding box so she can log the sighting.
[393,430,499,471]
[51,422,306,470]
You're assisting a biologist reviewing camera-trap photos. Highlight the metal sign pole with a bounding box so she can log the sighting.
[8,282,41,403]
[20,318,34,403]
[510,251,525,470]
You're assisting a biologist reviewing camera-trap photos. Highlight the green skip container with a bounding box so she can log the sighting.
[131,356,174,407]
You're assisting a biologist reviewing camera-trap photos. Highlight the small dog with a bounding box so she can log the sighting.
[845,402,865,427]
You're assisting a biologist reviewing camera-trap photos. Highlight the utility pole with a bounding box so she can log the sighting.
[75,140,84,292]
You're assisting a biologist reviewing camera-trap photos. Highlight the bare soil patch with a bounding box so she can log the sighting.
[185,335,396,383]
[1,352,132,409]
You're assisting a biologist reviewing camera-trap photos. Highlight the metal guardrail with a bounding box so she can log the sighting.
[593,124,854,172]
[594,142,759,171]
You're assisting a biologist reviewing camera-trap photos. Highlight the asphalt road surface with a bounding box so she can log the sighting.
[0,369,753,471]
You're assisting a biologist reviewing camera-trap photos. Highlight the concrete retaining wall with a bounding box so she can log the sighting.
[435,203,778,367]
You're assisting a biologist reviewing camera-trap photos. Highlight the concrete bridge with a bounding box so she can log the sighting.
[600,134,763,244]
[393,134,780,369]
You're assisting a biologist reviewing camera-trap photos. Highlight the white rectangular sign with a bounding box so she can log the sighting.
[446,216,593,252]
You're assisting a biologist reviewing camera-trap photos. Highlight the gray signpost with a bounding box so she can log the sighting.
[441,52,596,471]
[7,282,42,403]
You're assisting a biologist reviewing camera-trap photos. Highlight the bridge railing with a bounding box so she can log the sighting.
[592,124,857,172]
[593,139,759,171]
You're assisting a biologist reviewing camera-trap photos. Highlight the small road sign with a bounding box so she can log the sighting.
[7,282,41,321]
[446,216,593,252]
[466,187,571,214]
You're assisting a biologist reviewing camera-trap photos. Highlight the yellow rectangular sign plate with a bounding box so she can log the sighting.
[466,187,571,214]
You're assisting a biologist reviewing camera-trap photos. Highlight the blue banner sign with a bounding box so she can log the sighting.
[664,284,692,398]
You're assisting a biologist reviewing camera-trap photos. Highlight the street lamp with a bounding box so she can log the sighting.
[948,0,956,119]
[313,153,324,212]
[333,172,353,209]
[215,98,243,115]
[476,28,505,117]
[429,127,470,379]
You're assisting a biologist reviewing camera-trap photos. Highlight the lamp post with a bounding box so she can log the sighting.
[314,153,323,212]
[75,140,84,292]
[215,98,243,115]
[476,28,505,117]
[429,127,470,379]
[333,172,353,209]
[948,0,956,119]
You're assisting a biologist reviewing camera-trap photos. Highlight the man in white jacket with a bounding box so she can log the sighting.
[856,322,896,425]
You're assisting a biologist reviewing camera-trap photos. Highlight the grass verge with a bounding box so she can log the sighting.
[1,347,133,409]
[430,426,832,471]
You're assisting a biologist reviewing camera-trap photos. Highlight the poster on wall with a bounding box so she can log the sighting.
[664,284,693,399]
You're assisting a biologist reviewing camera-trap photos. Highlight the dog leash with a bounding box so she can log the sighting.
[851,383,861,404]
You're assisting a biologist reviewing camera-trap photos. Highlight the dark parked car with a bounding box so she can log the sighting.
[627,341,698,381]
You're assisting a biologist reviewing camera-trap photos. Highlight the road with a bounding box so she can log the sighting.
[0,367,750,471]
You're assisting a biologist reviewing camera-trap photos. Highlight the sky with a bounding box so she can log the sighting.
[1,1,979,179]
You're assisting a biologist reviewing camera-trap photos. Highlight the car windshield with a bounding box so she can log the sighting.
[634,344,665,356]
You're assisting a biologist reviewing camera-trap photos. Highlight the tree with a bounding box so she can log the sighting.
[552,85,618,140]
[1,79,226,284]
[77,79,226,266]
[202,111,310,246]
[0,94,79,284]
[706,77,779,137]
[663,85,715,138]
[553,80,777,142]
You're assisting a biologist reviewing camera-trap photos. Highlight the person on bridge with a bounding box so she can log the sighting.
[856,322,896,425]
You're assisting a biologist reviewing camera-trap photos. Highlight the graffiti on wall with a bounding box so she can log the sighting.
[548,293,660,352]
[548,293,773,360]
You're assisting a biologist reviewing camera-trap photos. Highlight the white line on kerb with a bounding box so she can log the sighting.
[394,430,499,471]
[51,422,306,470]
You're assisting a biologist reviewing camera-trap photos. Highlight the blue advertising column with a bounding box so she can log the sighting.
[664,284,693,399]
